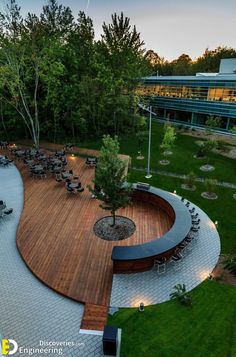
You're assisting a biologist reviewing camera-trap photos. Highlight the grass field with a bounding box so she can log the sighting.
[108,281,236,357]
[78,123,236,184]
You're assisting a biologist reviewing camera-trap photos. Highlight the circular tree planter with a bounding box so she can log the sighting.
[200,164,215,172]
[233,194,236,200]
[159,160,170,165]
[181,184,196,191]
[201,192,218,200]
[93,215,136,241]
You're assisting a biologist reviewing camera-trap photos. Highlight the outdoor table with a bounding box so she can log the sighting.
[62,172,73,179]
[25,159,35,165]
[68,182,81,189]
[38,155,47,160]
[15,150,25,155]
[50,159,62,165]
[53,166,63,172]
[33,165,43,171]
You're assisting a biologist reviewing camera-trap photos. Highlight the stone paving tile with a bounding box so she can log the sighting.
[110,198,221,307]
[0,165,103,357]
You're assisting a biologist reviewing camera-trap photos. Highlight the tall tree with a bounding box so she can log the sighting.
[172,54,192,75]
[89,135,132,226]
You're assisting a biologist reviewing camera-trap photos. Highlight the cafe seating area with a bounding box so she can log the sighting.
[6,145,87,195]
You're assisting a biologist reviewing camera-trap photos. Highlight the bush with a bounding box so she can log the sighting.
[223,255,236,275]
[170,284,192,306]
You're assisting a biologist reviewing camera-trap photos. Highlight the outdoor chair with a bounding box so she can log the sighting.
[171,250,183,271]
[77,187,84,193]
[192,219,200,226]
[67,186,74,194]
[153,257,167,274]
[4,208,13,215]
[177,241,188,257]
[85,157,97,167]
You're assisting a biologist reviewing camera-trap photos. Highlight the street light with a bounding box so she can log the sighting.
[138,104,157,179]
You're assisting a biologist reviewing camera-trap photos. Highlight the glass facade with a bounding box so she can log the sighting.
[137,84,236,102]
[137,77,236,132]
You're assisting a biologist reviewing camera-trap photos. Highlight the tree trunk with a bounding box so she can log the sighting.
[0,102,9,141]
[111,210,116,227]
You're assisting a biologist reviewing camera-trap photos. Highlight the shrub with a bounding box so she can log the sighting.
[223,255,236,275]
[170,284,192,306]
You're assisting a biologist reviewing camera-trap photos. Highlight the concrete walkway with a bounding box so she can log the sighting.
[132,166,236,189]
[0,164,103,357]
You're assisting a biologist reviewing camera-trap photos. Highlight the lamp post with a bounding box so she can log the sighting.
[146,106,153,178]
[138,104,157,179]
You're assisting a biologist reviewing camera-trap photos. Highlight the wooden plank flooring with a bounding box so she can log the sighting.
[16,153,173,306]
[80,304,109,331]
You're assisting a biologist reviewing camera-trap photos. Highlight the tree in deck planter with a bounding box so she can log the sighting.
[89,135,133,226]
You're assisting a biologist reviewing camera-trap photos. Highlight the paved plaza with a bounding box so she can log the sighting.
[0,164,221,356]
[0,165,103,357]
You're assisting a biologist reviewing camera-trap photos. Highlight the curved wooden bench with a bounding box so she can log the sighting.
[112,185,192,273]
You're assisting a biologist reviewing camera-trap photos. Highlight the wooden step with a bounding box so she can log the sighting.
[80,303,109,331]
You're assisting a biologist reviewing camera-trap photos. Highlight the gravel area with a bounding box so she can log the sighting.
[200,164,215,172]
[93,215,136,241]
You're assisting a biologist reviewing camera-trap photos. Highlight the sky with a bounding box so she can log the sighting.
[1,0,236,60]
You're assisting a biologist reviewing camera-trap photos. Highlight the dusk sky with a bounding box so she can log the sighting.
[2,0,236,60]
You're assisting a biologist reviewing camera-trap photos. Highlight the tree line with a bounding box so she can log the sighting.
[145,47,236,76]
[0,0,235,147]
[0,0,148,147]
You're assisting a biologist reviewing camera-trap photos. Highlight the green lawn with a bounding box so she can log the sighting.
[119,123,236,184]
[108,281,236,357]
[77,123,236,184]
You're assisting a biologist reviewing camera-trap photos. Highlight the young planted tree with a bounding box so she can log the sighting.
[205,115,222,136]
[204,178,218,199]
[89,135,132,226]
[160,125,176,163]
[183,171,196,190]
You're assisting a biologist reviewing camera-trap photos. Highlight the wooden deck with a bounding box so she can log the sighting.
[16,154,173,307]
[80,304,109,331]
